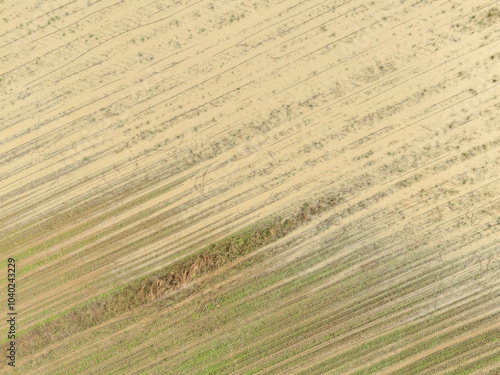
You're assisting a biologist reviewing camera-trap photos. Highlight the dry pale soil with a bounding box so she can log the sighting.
[0,0,499,373]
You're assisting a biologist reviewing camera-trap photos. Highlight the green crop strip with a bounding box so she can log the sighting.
[4,194,342,357]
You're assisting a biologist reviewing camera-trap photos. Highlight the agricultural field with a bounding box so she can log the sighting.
[0,0,499,373]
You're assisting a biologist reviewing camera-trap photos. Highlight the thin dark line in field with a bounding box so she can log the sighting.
[28,0,125,45]
[90,77,124,93]
[54,59,107,84]
[360,82,500,149]
[216,0,331,56]
[271,39,393,98]
[24,0,205,87]
[140,44,199,71]
[357,41,499,106]
[438,0,500,29]
[411,178,500,222]
[383,155,448,186]
[247,2,359,55]
[0,83,126,145]
[0,0,79,49]
[216,0,339,57]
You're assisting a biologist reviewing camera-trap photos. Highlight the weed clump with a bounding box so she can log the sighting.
[14,193,341,356]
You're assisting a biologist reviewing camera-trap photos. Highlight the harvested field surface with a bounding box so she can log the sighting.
[0,0,499,373]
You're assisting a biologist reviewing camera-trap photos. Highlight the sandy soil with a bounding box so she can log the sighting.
[0,0,499,373]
